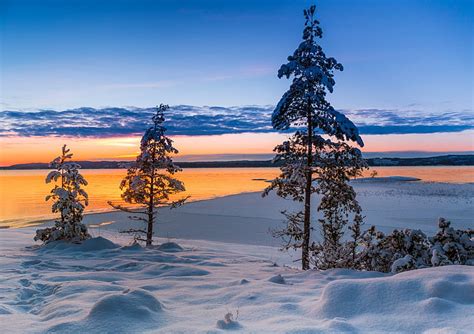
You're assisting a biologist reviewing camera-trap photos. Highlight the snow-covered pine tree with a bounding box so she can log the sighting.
[263,5,364,270]
[35,145,90,243]
[352,218,472,273]
[430,218,474,266]
[357,226,431,273]
[109,104,187,246]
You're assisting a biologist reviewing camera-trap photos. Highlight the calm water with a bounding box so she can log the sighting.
[0,166,472,228]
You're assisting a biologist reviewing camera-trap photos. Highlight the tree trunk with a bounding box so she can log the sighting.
[147,173,155,247]
[302,110,313,270]
[61,171,65,225]
[146,135,158,247]
[146,209,153,247]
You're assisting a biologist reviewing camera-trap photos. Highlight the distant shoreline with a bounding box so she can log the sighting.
[1,154,473,170]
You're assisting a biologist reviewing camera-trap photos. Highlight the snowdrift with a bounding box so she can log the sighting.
[48,289,166,333]
[39,236,119,253]
[315,266,474,332]
[1,229,472,333]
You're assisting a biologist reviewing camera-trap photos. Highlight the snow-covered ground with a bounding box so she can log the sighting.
[1,179,473,333]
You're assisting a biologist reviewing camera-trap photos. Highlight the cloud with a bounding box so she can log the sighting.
[0,106,472,138]
[341,108,474,135]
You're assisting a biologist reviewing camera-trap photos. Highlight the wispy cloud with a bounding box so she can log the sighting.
[96,65,274,91]
[99,80,179,90]
[0,106,472,138]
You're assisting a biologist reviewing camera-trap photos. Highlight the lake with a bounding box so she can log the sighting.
[0,166,472,228]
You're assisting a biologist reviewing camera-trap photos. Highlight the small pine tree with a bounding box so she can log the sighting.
[109,104,188,246]
[311,141,367,269]
[263,5,364,270]
[35,145,90,243]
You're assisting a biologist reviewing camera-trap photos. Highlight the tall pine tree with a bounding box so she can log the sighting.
[264,5,364,270]
[109,104,187,246]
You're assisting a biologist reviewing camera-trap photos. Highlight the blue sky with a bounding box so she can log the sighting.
[1,0,472,111]
[0,0,473,163]
[0,0,473,165]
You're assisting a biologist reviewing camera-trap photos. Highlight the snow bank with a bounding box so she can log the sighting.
[315,266,474,332]
[353,176,421,182]
[156,242,184,252]
[39,236,119,253]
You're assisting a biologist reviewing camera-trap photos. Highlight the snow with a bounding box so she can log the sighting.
[391,254,415,273]
[314,266,473,331]
[268,274,287,284]
[73,180,472,246]
[49,289,165,333]
[156,242,184,252]
[216,312,242,330]
[1,228,472,333]
[354,176,421,182]
[0,179,473,333]
[39,236,119,252]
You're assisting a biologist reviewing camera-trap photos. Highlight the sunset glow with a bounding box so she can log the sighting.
[1,131,473,166]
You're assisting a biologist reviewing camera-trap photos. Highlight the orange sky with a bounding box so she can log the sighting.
[1,131,473,166]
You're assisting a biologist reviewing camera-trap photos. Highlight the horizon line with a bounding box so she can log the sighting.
[2,151,473,168]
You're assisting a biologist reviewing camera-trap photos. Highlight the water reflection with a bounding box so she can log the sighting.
[0,166,472,228]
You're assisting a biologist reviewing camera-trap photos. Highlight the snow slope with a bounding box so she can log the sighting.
[0,228,473,333]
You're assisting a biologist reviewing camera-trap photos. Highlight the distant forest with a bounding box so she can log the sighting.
[1,155,473,170]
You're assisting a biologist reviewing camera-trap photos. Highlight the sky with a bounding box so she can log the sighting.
[0,0,473,165]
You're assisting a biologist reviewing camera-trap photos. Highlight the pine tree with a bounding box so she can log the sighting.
[109,104,187,246]
[35,145,90,243]
[263,5,364,270]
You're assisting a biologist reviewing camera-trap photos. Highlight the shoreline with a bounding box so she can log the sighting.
[2,177,473,231]
[0,190,264,230]
[5,178,470,249]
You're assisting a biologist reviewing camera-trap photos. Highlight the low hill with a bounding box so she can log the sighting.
[1,155,473,170]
